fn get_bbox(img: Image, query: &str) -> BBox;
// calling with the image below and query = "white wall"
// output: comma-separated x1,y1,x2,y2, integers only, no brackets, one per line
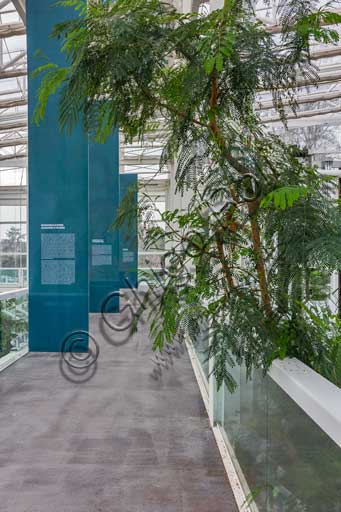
210,0,223,10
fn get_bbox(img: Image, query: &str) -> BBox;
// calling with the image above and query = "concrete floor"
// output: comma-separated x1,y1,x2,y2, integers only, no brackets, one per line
0,313,238,512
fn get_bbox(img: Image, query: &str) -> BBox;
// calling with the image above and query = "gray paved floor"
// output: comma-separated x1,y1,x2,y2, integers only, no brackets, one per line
0,313,238,512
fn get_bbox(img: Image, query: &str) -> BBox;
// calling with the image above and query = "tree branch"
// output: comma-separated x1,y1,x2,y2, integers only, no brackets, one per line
208,70,273,316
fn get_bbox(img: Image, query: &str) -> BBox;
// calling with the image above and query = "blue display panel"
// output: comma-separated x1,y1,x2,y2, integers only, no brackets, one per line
89,134,120,313
119,174,138,289
27,0,89,351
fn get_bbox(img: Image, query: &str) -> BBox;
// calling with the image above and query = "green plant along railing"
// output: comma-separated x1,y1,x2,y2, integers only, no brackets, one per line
34,0,341,390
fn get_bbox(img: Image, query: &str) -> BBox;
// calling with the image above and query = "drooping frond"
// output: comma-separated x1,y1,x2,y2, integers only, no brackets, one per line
33,0,341,390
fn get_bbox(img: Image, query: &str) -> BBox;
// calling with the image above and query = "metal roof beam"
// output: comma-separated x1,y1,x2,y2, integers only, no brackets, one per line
121,157,161,166
0,88,24,96
257,90,341,110
310,47,341,61
0,137,27,148
0,152,27,161
0,68,26,79
0,0,12,10
259,71,341,92
0,22,25,38
11,0,26,24
0,185,27,205
1,51,26,71
0,98,27,109
262,104,341,124
0,120,27,131
0,156,27,167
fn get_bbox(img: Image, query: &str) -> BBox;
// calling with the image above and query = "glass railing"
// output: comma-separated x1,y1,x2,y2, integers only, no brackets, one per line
214,365,341,512
0,288,28,358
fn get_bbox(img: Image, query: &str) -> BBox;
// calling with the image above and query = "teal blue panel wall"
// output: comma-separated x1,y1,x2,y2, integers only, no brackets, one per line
119,174,138,289
89,134,120,313
27,0,89,351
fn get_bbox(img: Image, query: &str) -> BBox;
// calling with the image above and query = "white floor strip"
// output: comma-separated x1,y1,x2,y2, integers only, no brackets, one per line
186,340,254,512
186,340,209,409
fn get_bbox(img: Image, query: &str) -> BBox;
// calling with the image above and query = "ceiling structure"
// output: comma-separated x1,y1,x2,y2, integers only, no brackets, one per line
254,0,341,128
0,0,26,196
0,0,341,180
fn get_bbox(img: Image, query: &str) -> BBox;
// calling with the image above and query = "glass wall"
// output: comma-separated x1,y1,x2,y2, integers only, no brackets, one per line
214,367,341,512
0,170,28,289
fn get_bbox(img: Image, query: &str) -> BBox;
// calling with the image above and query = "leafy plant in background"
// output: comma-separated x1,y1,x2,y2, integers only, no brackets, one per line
34,0,341,390
0,298,27,356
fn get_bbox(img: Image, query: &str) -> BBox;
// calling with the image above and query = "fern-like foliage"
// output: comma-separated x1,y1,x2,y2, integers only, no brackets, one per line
33,0,341,391
261,186,310,210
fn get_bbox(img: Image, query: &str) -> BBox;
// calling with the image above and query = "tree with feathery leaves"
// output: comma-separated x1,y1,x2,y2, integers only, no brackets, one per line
34,0,341,390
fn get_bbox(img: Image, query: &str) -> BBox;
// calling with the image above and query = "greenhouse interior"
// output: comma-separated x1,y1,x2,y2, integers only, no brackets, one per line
0,0,340,510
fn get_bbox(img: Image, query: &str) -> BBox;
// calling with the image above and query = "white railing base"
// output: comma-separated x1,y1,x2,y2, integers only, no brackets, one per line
269,357,341,448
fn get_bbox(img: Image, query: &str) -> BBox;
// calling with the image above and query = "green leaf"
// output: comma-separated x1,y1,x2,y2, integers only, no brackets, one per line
295,10,341,45
261,186,310,210
215,53,224,72
33,66,69,125
220,32,236,58
204,57,216,75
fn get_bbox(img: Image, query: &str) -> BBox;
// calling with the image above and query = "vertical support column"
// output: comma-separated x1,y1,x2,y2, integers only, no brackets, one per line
119,174,138,290
27,0,89,351
89,133,120,313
